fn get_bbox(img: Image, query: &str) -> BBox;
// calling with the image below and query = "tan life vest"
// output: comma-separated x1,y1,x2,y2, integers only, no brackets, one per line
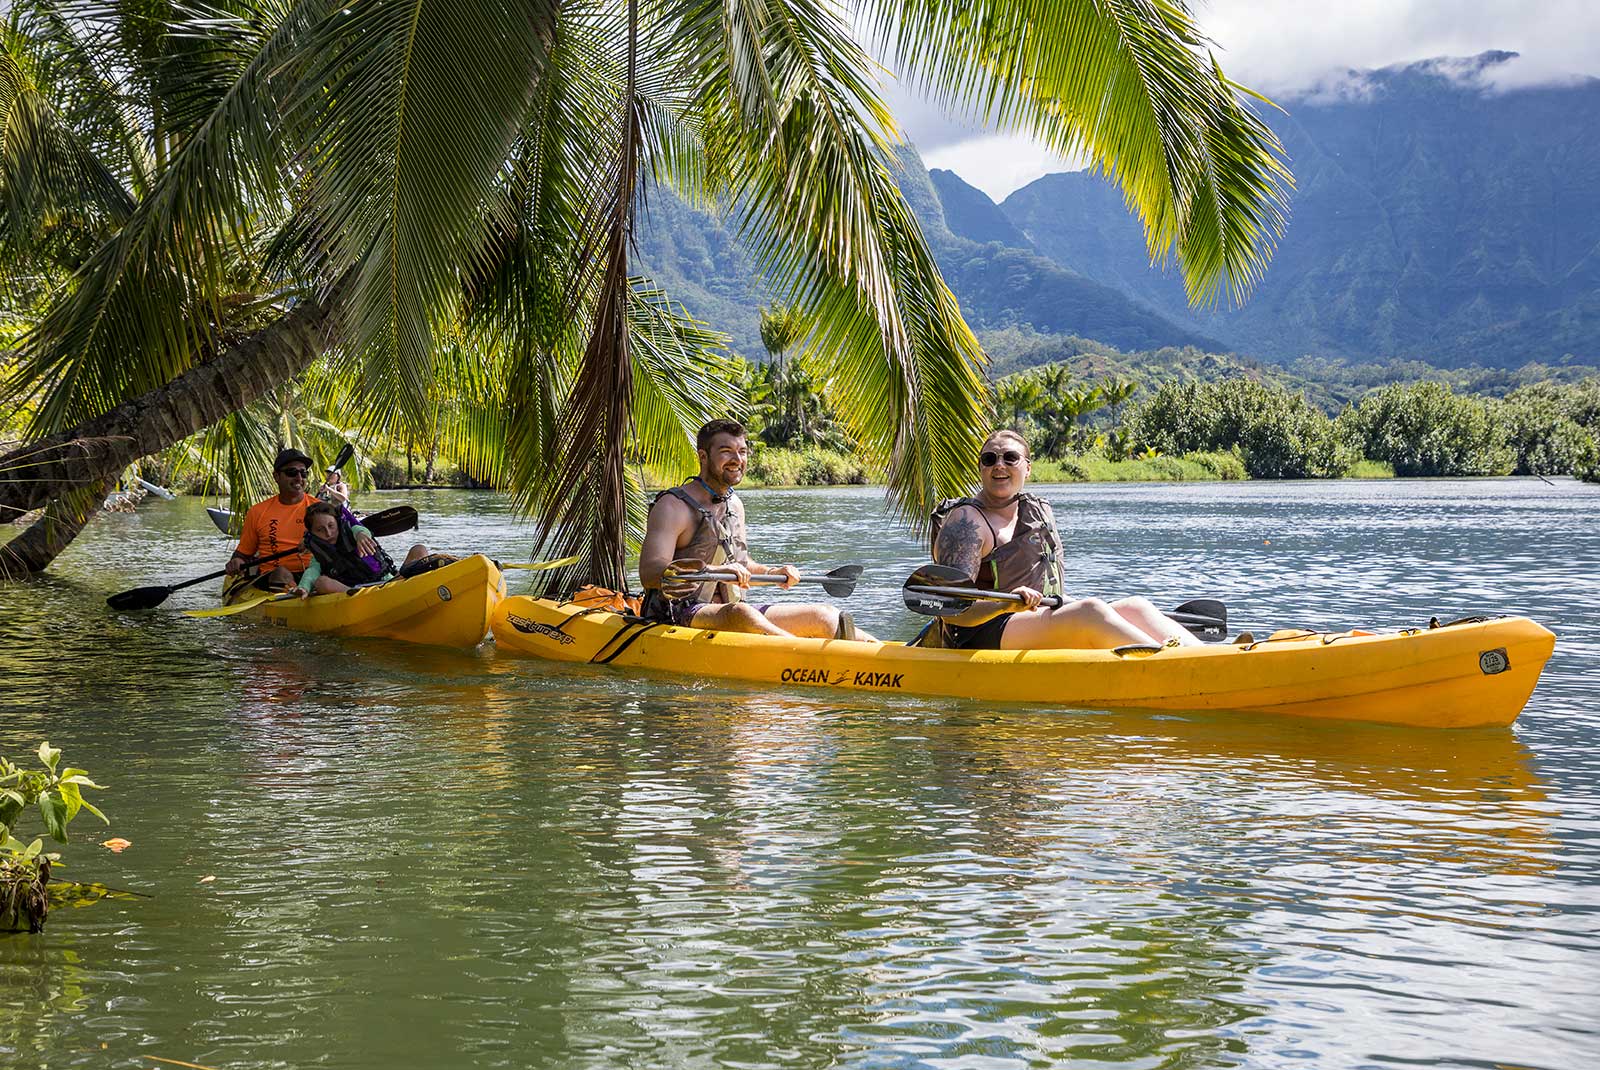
656,484,751,603
916,493,1064,648
929,493,1064,596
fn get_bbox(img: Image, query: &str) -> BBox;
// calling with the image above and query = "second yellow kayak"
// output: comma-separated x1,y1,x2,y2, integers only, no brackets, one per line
221,555,505,648
490,596,1554,728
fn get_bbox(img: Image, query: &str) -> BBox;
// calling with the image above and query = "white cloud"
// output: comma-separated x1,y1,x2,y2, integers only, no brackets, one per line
919,135,1086,203
888,0,1600,200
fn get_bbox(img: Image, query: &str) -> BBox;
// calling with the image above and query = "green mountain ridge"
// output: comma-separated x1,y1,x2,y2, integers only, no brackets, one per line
632,151,1216,359
634,51,1600,376
993,51,1600,367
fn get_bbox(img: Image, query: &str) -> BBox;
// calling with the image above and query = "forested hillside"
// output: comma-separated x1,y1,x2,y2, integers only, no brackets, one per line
997,52,1600,366
634,51,1600,372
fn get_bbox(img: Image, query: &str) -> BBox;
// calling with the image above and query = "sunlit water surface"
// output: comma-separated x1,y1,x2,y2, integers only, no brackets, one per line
2,480,1598,1069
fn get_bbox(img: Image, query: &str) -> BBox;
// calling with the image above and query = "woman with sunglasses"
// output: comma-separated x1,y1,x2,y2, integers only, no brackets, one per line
928,430,1201,650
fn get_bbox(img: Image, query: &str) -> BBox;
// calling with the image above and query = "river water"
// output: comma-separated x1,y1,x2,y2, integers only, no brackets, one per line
2,479,1597,1070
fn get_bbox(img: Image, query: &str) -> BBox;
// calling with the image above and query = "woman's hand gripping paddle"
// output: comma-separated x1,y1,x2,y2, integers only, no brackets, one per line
666,564,864,598
902,564,1228,641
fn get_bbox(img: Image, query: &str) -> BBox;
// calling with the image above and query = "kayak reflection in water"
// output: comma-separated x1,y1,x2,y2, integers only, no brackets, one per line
927,429,1201,651
638,419,875,641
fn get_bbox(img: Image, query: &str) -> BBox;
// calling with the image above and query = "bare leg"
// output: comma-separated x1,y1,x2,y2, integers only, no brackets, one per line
1110,596,1202,646
762,603,878,642
690,602,791,636
999,597,1155,650
312,575,350,594
403,543,430,567
263,565,298,591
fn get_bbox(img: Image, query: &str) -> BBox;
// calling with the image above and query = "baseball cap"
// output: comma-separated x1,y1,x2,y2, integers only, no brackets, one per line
273,447,314,471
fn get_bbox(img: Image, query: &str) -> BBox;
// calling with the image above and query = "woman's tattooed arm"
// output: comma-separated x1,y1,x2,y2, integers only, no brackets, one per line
933,508,987,583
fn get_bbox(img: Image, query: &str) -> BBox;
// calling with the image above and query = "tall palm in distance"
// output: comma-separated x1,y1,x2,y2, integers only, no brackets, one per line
1,0,1290,588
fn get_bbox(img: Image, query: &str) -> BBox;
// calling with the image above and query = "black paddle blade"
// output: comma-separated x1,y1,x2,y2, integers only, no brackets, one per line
815,564,864,598
1171,598,1227,642
902,564,976,617
107,585,172,611
330,441,355,471
1173,598,1226,626
359,506,418,537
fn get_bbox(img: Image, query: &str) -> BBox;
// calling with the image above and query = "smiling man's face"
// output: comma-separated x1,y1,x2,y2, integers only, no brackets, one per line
699,433,749,488
275,463,310,499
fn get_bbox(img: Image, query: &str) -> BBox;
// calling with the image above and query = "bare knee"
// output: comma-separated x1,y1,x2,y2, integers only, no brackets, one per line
1062,596,1118,622
1113,595,1158,616
312,575,349,594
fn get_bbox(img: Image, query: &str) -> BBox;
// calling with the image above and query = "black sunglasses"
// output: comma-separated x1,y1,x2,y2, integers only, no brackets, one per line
979,449,1025,467
278,467,310,478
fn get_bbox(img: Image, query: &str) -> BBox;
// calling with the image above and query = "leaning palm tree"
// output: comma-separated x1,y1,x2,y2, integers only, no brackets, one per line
1,0,1289,588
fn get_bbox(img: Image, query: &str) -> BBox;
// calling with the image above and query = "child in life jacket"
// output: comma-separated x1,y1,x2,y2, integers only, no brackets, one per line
295,502,433,597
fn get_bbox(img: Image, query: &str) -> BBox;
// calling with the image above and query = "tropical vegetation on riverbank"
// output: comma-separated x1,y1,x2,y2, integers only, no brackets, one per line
0,0,1290,581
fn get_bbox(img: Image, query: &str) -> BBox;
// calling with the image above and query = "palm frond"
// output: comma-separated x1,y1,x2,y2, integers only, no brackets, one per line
4,0,318,436
281,0,558,436
0,16,135,278
669,0,988,527
863,0,1291,306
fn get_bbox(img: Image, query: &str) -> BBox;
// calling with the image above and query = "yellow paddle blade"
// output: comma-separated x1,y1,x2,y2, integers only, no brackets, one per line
183,592,295,618
499,555,582,571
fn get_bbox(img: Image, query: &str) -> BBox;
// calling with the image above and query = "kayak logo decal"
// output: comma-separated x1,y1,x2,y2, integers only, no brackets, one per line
437,585,453,602
507,613,575,645
781,667,850,685
779,666,904,689
1479,648,1510,675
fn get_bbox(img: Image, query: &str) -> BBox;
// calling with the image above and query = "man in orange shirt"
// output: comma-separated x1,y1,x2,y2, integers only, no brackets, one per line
224,447,377,598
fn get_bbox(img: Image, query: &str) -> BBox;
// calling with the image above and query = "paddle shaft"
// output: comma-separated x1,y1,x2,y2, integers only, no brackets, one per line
185,546,303,592
905,583,1222,629
674,571,830,589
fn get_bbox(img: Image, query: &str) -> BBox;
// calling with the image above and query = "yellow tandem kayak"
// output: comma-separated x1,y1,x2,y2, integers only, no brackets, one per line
489,595,1555,728
217,555,506,648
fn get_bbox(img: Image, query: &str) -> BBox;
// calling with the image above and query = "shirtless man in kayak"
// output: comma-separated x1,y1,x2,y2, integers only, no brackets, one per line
223,447,378,598
930,429,1199,649
639,419,871,639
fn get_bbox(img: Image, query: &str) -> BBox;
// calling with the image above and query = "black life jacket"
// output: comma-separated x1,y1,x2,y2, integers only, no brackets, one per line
305,518,396,588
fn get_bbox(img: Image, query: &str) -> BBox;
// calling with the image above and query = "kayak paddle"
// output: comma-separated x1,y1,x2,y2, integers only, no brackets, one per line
901,564,1228,641
666,564,863,598
497,555,583,571
351,505,418,537
185,591,299,618
107,546,304,610
107,505,418,611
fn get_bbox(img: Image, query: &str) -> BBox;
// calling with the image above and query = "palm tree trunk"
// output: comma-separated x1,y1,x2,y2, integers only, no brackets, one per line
0,474,117,580
0,288,337,573
424,434,439,484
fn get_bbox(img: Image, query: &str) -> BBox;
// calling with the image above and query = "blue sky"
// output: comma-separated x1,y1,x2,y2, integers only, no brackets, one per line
885,0,1600,200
